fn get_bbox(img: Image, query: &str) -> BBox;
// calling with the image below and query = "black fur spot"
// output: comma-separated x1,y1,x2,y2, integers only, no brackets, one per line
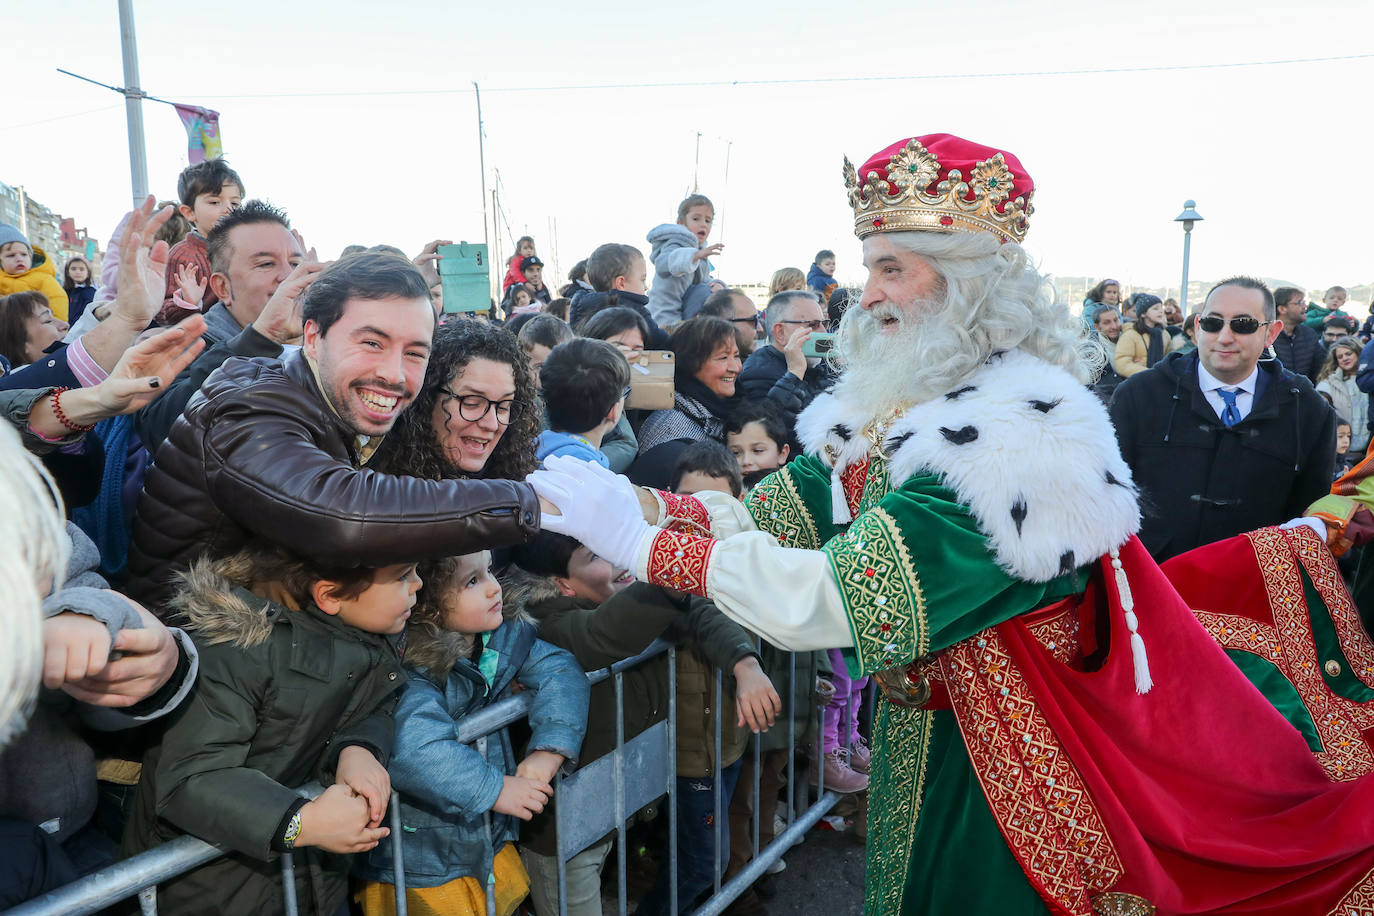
945,385,977,400
1029,398,1062,413
883,432,914,456
987,350,1008,362
1059,551,1076,576
1105,470,1130,489
939,425,979,445
1010,500,1028,536
831,424,852,442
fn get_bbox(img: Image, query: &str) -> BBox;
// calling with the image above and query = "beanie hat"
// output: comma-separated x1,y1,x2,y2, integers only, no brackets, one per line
0,223,29,251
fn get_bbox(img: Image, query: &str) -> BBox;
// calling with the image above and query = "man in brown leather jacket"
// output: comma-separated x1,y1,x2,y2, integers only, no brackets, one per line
127,251,541,614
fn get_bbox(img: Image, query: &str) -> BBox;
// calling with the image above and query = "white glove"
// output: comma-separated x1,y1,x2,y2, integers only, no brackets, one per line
1279,516,1328,542
529,455,656,571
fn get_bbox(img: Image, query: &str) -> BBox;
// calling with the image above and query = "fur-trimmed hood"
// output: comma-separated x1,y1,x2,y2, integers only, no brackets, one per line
404,576,534,681
166,553,278,648
797,348,1141,583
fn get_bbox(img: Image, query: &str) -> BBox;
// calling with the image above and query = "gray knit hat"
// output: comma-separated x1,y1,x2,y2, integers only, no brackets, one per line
0,223,29,251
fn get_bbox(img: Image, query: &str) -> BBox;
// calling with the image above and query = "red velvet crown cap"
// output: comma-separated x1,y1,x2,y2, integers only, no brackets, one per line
859,134,1033,206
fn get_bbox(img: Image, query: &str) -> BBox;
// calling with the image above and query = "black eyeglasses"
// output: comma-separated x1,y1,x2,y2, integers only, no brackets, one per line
778,319,828,331
1196,314,1272,335
730,314,761,327
440,388,520,425
621,385,632,401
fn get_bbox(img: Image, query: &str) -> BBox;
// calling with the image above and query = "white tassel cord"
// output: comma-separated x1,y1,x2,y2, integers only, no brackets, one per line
831,461,853,525
1109,547,1153,694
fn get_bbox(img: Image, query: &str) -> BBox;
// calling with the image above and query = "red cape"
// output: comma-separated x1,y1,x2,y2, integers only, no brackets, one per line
977,535,1374,914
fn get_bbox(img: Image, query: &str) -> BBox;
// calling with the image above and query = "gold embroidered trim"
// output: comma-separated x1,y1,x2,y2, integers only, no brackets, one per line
1287,527,1374,689
746,464,821,551
1092,892,1156,915
943,627,1124,911
864,701,935,916
1192,529,1374,781
1327,863,1374,915
1027,605,1080,666
824,506,929,676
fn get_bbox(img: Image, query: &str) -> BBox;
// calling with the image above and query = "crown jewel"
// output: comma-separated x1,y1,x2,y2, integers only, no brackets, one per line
844,135,1034,244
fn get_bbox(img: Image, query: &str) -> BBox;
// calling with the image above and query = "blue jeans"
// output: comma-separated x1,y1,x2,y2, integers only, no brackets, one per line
635,757,744,916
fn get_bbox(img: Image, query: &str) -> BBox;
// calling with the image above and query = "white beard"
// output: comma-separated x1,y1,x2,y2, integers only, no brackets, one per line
829,298,982,422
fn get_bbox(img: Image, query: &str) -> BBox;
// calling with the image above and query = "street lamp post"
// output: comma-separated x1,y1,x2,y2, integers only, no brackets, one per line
1174,200,1203,314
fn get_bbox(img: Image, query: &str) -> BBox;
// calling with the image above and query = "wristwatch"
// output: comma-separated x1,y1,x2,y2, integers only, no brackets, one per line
281,809,303,849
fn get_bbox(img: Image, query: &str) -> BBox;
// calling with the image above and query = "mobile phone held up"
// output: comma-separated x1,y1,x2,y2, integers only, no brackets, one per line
802,332,837,359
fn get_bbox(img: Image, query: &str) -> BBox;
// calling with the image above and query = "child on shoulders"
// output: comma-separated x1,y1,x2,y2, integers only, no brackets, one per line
503,237,536,294
646,195,723,327
159,159,244,324
355,550,588,916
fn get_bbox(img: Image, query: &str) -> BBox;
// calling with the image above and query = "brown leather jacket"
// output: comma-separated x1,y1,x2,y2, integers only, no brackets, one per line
127,349,540,612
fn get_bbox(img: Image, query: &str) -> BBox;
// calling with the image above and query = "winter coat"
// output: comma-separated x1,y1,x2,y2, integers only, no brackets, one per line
601,412,638,473
1109,350,1336,561
1317,369,1371,450
806,264,837,300
567,289,670,349
1305,304,1352,331
1092,335,1125,403
0,524,196,845
1113,325,1180,377
637,390,727,454
133,315,281,453
535,430,610,468
646,224,710,327
126,348,540,613
65,284,97,325
158,232,215,324
738,343,836,421
123,554,405,916
355,613,587,889
0,245,70,321
1271,323,1324,383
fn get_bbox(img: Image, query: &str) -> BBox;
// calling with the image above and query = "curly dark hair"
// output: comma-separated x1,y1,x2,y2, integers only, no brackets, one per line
370,320,539,481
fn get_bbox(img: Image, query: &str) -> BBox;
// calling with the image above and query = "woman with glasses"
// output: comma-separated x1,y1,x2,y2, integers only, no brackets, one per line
373,320,539,482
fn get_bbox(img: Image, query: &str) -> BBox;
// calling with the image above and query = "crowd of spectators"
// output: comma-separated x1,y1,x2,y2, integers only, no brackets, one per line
1,153,1367,916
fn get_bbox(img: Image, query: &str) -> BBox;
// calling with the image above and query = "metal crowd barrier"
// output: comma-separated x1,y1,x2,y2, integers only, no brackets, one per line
7,637,869,916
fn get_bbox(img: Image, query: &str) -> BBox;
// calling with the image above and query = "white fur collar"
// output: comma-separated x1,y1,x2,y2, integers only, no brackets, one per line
796,349,1140,582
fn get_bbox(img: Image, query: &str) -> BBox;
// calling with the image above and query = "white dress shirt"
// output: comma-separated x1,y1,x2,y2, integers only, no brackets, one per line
1197,362,1259,424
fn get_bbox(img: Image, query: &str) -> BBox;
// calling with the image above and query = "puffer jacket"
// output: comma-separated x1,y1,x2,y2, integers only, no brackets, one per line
646,224,710,327
122,553,405,916
1109,350,1336,561
355,609,588,889
0,244,70,321
126,348,540,613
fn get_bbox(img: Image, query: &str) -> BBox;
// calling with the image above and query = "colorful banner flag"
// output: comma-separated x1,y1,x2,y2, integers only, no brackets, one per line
173,104,223,163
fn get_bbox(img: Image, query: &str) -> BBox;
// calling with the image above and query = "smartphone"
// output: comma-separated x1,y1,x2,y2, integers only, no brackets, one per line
802,332,837,358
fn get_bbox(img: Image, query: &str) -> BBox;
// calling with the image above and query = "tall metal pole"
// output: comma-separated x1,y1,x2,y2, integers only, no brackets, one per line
1179,227,1193,315
474,82,492,301
692,131,701,193
118,0,149,207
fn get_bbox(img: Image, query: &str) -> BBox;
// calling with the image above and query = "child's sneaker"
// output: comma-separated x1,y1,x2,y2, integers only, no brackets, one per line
811,748,869,793
848,737,871,774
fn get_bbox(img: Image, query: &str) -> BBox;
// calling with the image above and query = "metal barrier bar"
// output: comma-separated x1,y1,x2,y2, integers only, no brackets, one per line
712,666,724,898
390,793,408,916
687,790,843,916
614,670,628,916
668,645,678,916
280,851,298,916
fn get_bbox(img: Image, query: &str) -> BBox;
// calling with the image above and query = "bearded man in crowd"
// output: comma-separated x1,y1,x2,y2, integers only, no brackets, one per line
532,134,1374,915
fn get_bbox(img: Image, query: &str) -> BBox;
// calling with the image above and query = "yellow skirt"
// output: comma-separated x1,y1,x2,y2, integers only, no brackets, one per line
356,842,530,916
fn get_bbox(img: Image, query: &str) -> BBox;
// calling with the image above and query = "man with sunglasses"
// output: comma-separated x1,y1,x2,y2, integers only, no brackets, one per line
696,286,761,357
1110,275,1336,561
739,289,837,422
126,251,541,614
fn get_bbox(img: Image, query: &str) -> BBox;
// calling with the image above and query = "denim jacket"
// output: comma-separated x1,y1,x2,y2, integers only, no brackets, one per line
356,617,589,888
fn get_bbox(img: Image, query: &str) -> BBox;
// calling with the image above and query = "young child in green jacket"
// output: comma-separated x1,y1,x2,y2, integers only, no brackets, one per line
122,546,416,916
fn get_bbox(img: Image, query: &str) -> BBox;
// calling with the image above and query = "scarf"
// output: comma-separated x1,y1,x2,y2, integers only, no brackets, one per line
674,374,739,440
1144,324,1165,368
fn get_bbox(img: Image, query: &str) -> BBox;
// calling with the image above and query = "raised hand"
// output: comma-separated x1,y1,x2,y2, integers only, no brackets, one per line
112,196,176,327
175,263,206,308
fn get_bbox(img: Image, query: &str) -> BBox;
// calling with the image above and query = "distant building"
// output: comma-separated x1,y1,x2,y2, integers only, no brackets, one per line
0,178,102,273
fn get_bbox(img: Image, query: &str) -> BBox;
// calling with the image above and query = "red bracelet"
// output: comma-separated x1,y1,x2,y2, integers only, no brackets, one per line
51,387,96,433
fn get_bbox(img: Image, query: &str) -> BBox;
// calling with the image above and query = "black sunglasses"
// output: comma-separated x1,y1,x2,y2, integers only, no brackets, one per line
1196,314,1272,335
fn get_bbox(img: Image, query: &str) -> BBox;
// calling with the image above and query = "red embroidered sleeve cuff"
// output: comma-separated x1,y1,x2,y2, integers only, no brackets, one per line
654,490,713,535
641,528,717,598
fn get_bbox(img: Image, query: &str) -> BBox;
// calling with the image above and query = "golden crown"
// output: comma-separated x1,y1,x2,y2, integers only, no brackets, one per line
843,138,1033,244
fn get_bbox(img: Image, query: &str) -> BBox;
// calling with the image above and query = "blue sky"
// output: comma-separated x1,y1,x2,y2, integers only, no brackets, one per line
5,0,1372,301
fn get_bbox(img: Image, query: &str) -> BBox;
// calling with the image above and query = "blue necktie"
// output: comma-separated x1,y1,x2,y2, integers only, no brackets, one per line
1218,388,1241,427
